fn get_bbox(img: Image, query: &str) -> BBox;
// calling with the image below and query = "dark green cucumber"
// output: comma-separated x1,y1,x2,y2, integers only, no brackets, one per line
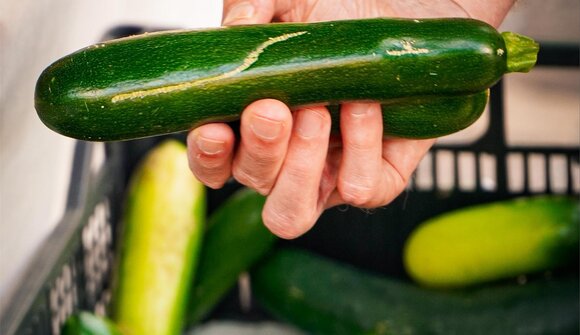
404,196,580,288
61,312,122,335
253,248,580,335
187,188,276,325
111,140,205,335
34,18,538,141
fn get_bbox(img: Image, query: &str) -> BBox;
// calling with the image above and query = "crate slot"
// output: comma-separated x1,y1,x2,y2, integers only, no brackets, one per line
458,151,477,191
527,153,547,193
82,199,113,309
571,159,580,193
507,152,525,193
548,154,568,194
94,290,112,318
238,272,253,313
414,152,434,191
478,153,497,192
49,263,78,335
435,150,455,191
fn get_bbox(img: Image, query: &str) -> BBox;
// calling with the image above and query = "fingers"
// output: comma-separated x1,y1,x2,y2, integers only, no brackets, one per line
337,102,387,208
335,103,435,209
222,0,276,25
262,106,331,239
381,137,435,195
187,124,235,189
232,99,293,195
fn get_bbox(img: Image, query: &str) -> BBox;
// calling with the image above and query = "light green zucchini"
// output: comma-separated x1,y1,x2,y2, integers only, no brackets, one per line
111,140,205,335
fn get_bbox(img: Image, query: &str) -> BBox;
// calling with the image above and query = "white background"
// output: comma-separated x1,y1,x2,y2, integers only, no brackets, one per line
0,0,223,313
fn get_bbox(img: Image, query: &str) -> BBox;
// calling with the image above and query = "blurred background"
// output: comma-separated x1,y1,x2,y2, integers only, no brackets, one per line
0,0,578,316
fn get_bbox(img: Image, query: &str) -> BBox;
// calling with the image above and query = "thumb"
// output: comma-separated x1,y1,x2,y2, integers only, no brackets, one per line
222,0,276,25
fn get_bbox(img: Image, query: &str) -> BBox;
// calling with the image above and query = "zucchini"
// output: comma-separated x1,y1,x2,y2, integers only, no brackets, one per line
111,140,205,335
187,188,276,325
253,248,580,335
330,90,489,139
61,312,122,335
404,196,579,288
34,18,538,141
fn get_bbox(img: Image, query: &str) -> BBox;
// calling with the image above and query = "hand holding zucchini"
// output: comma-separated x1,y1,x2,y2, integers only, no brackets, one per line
34,18,538,141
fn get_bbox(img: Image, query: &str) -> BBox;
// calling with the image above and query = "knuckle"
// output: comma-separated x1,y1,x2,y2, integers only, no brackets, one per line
232,167,273,195
339,179,377,208
343,134,376,152
384,172,408,200
197,157,225,170
190,161,230,190
283,160,312,182
262,203,315,240
203,179,226,190
193,172,227,189
247,146,281,165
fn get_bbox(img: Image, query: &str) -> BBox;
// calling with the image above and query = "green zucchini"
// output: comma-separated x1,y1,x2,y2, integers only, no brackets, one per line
253,248,580,335
61,312,122,335
34,18,538,141
111,140,205,335
330,90,489,139
187,188,276,325
404,196,579,288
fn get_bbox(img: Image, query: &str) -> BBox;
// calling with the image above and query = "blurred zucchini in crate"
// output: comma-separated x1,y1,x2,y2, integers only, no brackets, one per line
61,312,122,335
253,248,579,335
404,196,579,288
111,140,205,335
187,188,277,325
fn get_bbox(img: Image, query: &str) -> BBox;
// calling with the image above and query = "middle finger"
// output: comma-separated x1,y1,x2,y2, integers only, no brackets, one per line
232,99,293,195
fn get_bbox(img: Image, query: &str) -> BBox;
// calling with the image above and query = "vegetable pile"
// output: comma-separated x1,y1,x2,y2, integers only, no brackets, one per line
63,140,578,335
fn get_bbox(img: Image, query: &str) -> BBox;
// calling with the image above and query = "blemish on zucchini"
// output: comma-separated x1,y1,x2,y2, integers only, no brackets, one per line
386,40,429,56
111,31,308,103
289,286,305,299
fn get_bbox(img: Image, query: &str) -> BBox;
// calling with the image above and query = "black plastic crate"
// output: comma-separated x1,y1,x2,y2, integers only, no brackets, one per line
1,26,578,335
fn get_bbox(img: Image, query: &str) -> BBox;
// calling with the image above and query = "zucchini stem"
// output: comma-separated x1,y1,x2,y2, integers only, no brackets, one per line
502,32,540,73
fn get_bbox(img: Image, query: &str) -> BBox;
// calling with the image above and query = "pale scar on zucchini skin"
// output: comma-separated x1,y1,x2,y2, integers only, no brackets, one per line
386,40,429,56
111,31,308,103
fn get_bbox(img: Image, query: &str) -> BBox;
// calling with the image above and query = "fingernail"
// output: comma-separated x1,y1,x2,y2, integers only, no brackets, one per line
196,134,225,155
250,115,284,140
297,109,325,139
223,1,255,25
348,103,372,116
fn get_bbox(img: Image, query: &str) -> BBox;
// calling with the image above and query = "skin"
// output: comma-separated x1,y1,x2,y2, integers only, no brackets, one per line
187,0,516,239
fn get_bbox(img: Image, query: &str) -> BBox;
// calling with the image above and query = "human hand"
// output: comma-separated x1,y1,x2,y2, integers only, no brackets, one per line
187,0,515,239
